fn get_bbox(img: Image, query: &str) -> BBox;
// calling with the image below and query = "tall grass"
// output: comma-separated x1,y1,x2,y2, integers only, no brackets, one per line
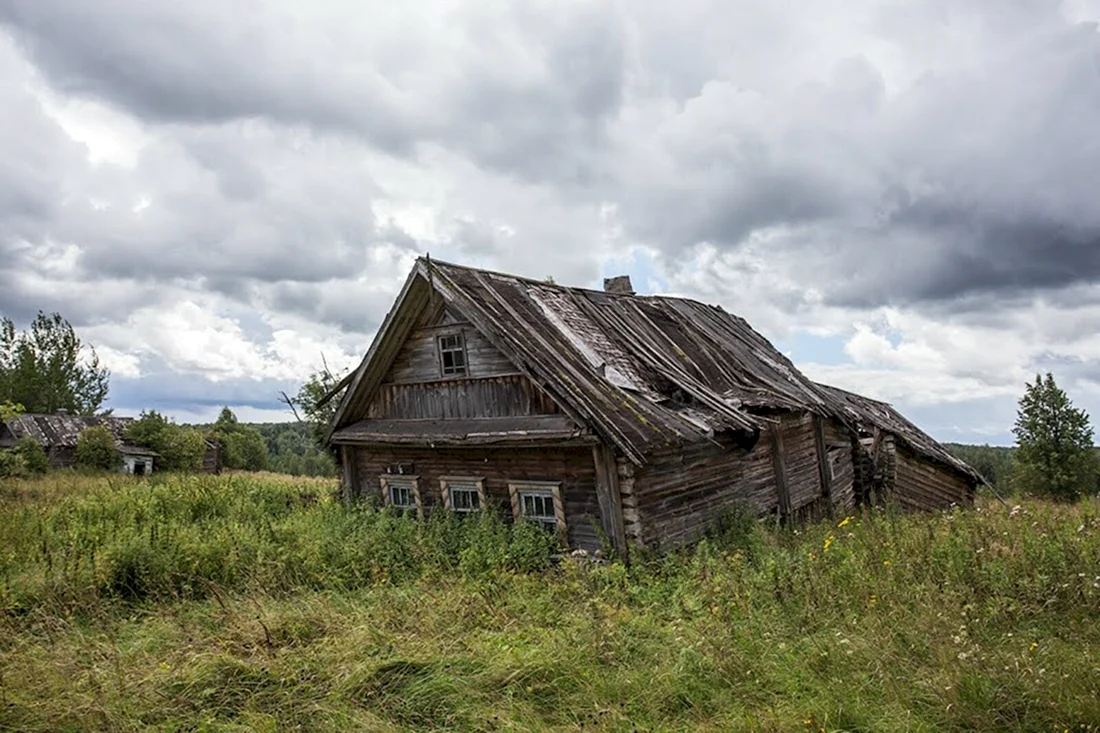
0,472,557,611
2,473,1099,731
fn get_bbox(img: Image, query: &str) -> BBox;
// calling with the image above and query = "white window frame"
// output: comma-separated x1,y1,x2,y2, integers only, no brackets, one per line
439,476,487,514
507,480,566,536
379,475,423,519
436,332,468,377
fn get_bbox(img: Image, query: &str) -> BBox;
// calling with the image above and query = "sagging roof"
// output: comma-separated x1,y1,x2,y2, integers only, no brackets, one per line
331,257,855,464
1,413,134,448
815,383,985,485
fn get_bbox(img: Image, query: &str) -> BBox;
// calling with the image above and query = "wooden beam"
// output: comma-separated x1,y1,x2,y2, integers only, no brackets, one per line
812,415,833,517
769,422,791,519
340,445,357,507
592,444,628,558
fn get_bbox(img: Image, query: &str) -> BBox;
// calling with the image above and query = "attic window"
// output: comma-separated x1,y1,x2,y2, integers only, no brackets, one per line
437,332,467,377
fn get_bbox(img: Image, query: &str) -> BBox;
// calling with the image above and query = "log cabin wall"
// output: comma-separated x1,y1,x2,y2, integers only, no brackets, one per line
625,435,779,550
349,445,603,551
890,442,974,511
625,410,852,550
780,412,827,514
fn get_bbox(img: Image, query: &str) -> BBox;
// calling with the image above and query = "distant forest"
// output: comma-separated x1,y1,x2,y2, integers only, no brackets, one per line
943,443,1015,492
238,419,1013,489
253,422,338,477
182,418,338,478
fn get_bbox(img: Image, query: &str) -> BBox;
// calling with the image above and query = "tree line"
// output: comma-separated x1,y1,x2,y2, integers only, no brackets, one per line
4,311,1099,498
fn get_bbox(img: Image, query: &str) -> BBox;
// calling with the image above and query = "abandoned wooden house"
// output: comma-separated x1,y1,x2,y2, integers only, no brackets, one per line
816,384,984,511
326,257,981,554
0,412,158,475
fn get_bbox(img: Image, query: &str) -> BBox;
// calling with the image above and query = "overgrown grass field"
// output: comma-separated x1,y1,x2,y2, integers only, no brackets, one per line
1,472,1098,731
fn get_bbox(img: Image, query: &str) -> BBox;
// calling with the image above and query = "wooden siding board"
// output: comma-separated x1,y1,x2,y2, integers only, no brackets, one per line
350,445,603,551
592,445,627,556
386,324,518,384
892,444,972,510
367,375,560,421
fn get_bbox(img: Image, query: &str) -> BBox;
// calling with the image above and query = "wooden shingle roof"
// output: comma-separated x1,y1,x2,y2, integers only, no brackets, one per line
331,258,856,464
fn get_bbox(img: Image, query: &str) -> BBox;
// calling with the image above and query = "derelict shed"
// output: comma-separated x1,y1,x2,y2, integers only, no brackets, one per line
817,383,985,510
325,257,965,554
0,412,157,474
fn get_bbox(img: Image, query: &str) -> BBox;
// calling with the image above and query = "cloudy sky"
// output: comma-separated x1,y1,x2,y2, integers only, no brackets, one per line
3,0,1100,443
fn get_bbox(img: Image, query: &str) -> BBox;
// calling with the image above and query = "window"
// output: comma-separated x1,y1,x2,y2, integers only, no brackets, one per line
508,481,565,535
520,492,556,531
390,483,414,508
440,477,486,514
379,475,422,518
437,333,467,377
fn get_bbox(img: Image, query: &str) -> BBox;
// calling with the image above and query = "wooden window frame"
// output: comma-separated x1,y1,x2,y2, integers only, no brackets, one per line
379,474,423,519
436,331,468,378
507,480,566,536
439,476,487,514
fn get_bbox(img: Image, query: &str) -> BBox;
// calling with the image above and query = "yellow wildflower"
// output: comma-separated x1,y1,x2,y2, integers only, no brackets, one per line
837,516,853,528
823,534,835,551
882,559,892,567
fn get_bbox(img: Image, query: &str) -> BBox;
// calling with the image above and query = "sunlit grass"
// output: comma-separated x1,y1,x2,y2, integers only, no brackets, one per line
1,473,1098,731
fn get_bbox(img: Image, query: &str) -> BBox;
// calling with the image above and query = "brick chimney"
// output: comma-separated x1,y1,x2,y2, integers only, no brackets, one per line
603,275,635,296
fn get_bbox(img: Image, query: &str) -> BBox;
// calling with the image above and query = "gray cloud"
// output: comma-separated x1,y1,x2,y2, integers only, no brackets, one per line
3,0,1100,431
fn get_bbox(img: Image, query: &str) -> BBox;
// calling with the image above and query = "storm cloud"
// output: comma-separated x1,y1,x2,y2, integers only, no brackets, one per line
2,0,1100,435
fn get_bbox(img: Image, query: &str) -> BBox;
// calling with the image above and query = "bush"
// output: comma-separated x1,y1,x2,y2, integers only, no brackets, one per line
74,425,121,471
13,436,49,475
125,411,208,472
158,425,207,471
0,449,27,478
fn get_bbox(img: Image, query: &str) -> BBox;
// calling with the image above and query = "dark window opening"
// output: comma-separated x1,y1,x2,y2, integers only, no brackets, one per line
389,484,415,509
520,491,557,532
438,333,467,376
450,486,480,512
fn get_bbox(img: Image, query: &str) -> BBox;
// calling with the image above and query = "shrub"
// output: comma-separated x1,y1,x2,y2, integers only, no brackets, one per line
125,411,208,472
13,436,49,475
74,425,122,471
0,449,27,478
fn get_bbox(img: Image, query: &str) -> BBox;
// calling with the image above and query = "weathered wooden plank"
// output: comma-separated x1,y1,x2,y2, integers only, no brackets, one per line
367,375,560,420
386,324,519,384
813,415,833,515
770,424,791,518
592,445,627,556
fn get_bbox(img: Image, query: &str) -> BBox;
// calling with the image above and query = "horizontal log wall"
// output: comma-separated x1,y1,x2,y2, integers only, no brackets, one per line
350,445,603,551
782,413,826,512
891,442,973,511
628,435,779,550
387,323,517,384
367,375,560,420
